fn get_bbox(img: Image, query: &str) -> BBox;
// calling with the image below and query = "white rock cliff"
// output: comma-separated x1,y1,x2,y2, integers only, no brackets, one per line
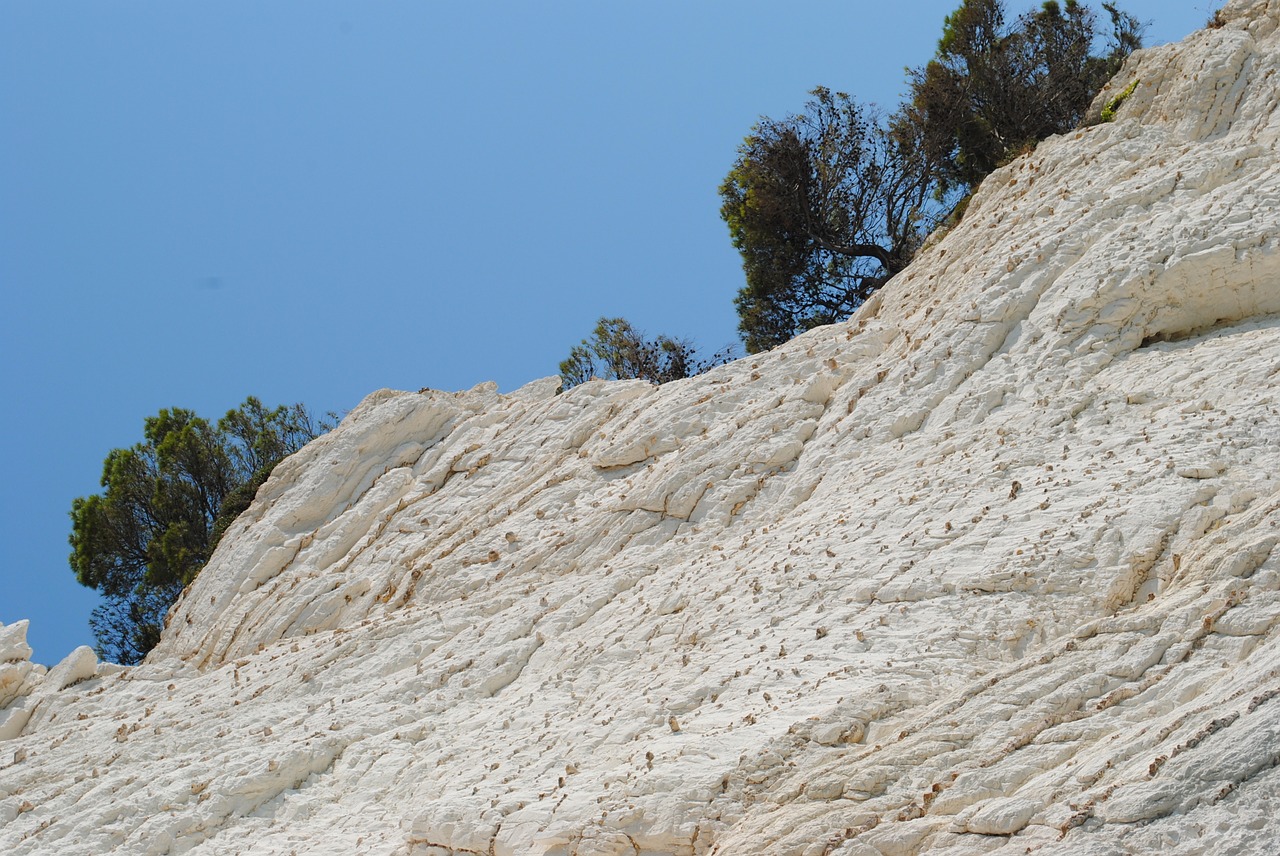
4,2,1280,853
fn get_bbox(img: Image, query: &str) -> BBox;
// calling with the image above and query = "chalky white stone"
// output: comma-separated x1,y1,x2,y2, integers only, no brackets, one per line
4,1,1280,852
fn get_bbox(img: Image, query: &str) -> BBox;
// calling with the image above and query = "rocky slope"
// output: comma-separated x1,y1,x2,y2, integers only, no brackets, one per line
3,2,1280,853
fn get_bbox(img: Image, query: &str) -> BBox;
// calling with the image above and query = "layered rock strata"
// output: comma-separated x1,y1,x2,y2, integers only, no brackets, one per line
3,2,1280,853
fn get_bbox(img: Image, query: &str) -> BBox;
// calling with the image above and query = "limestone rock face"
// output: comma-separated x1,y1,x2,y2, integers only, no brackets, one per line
4,2,1280,853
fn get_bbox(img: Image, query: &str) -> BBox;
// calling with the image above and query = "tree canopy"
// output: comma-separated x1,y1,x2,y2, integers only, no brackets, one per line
721,0,1143,353
720,89,948,353
69,398,333,664
560,317,735,390
912,0,1143,189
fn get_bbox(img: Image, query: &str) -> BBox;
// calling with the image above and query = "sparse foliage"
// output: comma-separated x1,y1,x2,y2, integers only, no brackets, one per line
69,398,334,663
560,317,735,390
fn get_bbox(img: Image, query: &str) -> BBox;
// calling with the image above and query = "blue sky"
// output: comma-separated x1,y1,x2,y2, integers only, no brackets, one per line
0,2,1211,664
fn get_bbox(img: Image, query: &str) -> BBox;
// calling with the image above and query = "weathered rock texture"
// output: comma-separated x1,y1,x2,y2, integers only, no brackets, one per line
3,2,1280,853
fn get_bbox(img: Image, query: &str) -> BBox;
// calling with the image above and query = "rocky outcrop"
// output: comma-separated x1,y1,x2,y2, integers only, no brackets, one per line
3,1,1279,853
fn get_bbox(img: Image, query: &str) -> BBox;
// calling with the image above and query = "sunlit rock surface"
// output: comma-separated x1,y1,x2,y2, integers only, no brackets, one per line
4,2,1280,853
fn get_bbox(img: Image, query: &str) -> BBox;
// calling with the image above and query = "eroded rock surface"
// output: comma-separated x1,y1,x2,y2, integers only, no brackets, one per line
3,2,1280,853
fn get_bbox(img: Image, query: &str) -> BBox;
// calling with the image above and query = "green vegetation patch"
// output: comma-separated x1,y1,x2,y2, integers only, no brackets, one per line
1101,78,1140,122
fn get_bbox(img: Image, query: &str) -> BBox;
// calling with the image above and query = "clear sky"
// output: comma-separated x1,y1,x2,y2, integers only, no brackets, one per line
0,1,1212,665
